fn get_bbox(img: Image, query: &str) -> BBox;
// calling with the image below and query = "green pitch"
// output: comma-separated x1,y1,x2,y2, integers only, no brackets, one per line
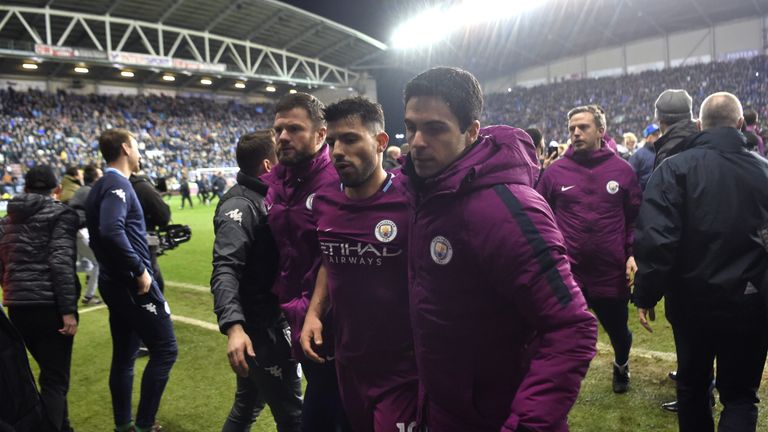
7,195,768,431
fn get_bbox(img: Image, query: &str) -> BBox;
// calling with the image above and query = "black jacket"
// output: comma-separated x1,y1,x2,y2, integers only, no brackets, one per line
130,174,171,231
635,127,768,323
0,194,79,314
653,119,700,169
210,171,281,333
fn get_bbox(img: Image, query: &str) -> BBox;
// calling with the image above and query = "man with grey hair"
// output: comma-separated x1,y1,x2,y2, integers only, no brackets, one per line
634,92,768,432
653,89,699,169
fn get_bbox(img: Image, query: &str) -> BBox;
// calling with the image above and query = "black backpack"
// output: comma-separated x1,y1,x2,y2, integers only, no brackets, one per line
0,308,43,431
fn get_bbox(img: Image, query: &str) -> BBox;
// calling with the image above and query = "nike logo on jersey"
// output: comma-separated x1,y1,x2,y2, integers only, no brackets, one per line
561,185,576,192
225,209,243,225
111,189,126,202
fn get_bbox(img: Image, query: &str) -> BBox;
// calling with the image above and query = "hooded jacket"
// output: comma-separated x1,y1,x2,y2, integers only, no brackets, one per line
537,143,642,300
262,144,338,359
401,125,597,432
653,119,699,169
0,193,79,314
635,127,768,324
58,174,81,204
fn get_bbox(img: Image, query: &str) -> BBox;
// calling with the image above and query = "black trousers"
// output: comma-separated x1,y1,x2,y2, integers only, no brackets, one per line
674,297,768,432
180,194,193,209
7,306,75,432
149,245,164,293
222,322,302,432
587,297,633,365
301,359,352,432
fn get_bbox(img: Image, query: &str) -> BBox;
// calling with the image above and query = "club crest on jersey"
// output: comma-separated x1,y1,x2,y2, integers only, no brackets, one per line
305,193,316,210
430,236,453,265
606,180,620,195
374,220,397,243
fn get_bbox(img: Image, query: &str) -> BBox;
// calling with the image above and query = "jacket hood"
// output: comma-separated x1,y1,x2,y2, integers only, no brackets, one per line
563,139,616,167
687,127,748,152
401,125,538,200
7,193,53,222
236,171,269,196
262,143,332,186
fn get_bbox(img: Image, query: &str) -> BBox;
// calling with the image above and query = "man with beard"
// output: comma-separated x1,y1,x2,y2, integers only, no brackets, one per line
262,93,349,431
86,129,177,432
537,105,642,394
301,97,417,432
400,67,596,432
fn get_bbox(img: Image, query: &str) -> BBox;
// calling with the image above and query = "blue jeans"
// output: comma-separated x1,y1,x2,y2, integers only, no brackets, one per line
99,276,178,429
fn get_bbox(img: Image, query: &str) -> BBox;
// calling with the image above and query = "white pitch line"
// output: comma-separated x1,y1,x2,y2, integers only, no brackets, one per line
165,280,678,361
80,305,108,314
172,314,219,332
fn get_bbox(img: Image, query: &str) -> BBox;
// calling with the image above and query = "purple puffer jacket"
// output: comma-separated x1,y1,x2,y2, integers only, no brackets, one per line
536,143,642,300
262,144,338,359
400,125,597,432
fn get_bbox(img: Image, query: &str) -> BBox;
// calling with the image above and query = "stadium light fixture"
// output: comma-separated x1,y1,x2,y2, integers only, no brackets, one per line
289,89,298,94
162,75,176,82
120,71,135,78
392,0,547,49
265,85,277,93
22,63,38,70
200,78,213,85
74,66,89,74
234,82,246,89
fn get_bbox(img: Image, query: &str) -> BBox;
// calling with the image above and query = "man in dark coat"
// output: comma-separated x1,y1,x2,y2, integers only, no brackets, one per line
635,92,768,432
653,89,700,169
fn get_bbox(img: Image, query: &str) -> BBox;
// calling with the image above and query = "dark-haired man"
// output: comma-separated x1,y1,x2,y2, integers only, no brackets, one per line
212,129,303,432
0,165,79,432
69,164,103,304
301,97,417,432
86,129,177,432
401,67,597,431
262,93,349,431
537,105,642,394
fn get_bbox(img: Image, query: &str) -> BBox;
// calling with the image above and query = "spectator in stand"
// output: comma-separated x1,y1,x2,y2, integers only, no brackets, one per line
744,109,764,155
383,146,401,171
618,132,637,160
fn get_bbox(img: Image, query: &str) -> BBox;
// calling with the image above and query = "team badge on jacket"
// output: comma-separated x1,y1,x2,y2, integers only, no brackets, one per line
430,236,453,265
305,193,316,210
606,180,620,195
375,220,397,243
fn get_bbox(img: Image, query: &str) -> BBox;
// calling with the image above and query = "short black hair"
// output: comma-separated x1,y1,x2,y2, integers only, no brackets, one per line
275,92,325,128
83,164,100,185
323,97,385,134
524,128,543,147
744,109,758,126
25,165,58,194
65,165,79,177
404,67,483,132
98,128,133,163
236,129,277,175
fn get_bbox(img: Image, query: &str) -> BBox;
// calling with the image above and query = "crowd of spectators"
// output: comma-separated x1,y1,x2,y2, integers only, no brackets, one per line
1,55,767,194
483,55,768,144
0,89,273,189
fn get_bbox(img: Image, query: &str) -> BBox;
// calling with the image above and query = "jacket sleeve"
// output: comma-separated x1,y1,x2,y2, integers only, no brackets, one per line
533,167,554,207
633,162,684,309
99,184,146,278
483,185,597,432
211,197,256,334
48,207,79,315
137,180,171,229
67,188,88,228
623,166,643,257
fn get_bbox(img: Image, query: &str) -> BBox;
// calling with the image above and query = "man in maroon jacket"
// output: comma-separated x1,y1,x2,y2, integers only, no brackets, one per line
537,105,642,394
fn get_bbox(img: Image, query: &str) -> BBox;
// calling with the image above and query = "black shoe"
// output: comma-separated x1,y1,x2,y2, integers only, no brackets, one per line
669,371,677,381
661,400,678,412
613,362,630,393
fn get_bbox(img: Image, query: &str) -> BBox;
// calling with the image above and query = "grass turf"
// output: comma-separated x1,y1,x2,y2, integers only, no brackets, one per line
6,195,768,431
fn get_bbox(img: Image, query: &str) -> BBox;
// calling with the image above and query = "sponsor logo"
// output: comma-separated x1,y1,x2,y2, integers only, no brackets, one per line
142,303,157,315
305,193,316,210
430,236,453,265
320,241,402,266
606,180,620,194
111,189,126,202
561,185,576,192
375,220,398,243
225,208,243,225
